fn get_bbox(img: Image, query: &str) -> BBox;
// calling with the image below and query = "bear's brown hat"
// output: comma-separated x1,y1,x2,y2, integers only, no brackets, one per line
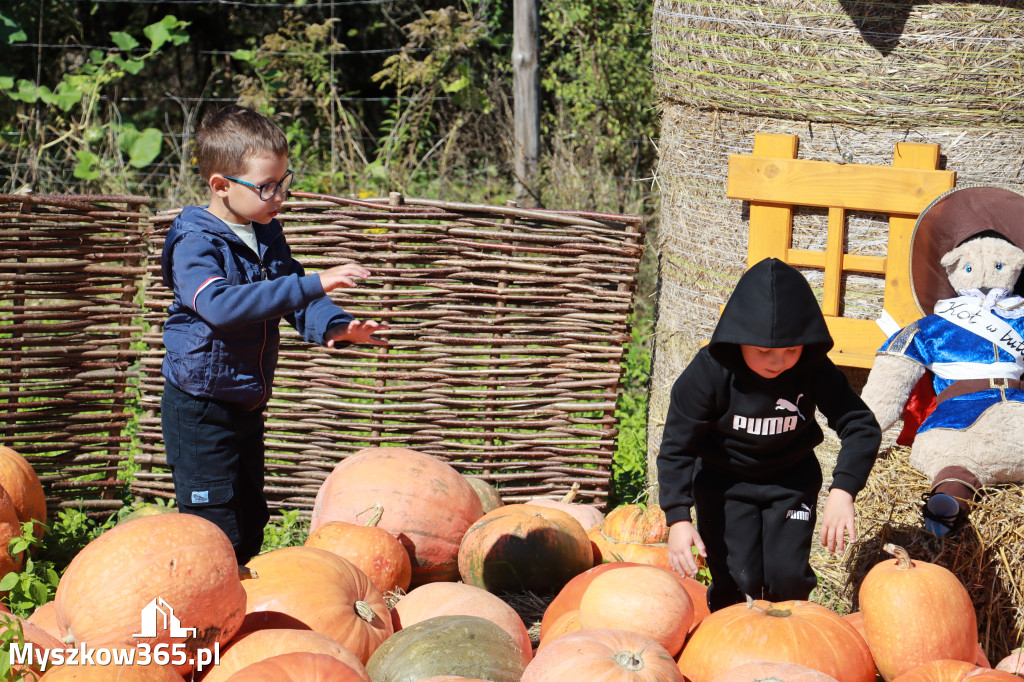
910,185,1024,315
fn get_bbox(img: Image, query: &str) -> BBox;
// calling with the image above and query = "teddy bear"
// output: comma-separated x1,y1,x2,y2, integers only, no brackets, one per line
860,185,1024,536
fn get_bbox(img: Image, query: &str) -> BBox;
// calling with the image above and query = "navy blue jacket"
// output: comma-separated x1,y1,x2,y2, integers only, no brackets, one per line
160,206,353,409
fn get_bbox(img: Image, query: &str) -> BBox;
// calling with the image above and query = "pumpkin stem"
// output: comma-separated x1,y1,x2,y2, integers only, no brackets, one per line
362,503,384,528
354,600,377,623
238,565,259,580
612,651,645,672
560,482,580,504
882,542,914,569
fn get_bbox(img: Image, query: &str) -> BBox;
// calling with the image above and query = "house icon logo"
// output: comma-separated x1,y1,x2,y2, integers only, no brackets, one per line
133,597,197,638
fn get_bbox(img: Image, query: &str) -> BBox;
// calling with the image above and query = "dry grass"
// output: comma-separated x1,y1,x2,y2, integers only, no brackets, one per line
652,0,1024,126
812,444,1024,662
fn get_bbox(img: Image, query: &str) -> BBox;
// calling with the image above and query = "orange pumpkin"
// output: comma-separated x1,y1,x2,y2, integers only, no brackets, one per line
242,546,392,664
202,629,370,682
521,628,683,681
0,484,25,577
391,582,532,665
305,503,412,595
995,649,1023,676
859,544,977,682
540,561,708,640
677,600,875,682
39,663,185,680
0,445,46,538
311,448,484,585
577,565,693,656
587,504,671,568
710,662,840,682
457,503,593,593
223,651,368,681
527,483,605,531
53,513,246,676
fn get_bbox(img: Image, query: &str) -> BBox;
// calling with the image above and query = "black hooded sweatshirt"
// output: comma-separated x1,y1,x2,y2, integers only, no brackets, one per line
657,258,881,526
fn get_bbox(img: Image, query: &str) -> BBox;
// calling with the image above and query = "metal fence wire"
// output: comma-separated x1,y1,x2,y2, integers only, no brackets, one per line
0,191,645,516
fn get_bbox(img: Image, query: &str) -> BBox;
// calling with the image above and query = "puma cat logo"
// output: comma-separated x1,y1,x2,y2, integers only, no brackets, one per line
775,394,805,420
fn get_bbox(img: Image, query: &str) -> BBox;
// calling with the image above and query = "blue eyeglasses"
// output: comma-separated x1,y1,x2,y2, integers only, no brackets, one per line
223,169,294,201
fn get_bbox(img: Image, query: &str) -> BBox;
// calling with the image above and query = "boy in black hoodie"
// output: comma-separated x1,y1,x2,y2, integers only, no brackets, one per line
658,258,880,611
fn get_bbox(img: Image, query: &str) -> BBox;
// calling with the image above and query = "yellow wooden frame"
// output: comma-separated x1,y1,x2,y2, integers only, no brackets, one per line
726,133,957,368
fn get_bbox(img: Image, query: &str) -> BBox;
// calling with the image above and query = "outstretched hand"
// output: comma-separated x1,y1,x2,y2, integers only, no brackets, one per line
325,319,389,347
319,263,371,293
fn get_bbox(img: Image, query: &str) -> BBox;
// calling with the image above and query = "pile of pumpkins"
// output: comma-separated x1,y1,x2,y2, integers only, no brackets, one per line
2,445,1023,681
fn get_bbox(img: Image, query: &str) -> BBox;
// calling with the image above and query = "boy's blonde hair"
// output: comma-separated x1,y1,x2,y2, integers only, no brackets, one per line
195,105,288,181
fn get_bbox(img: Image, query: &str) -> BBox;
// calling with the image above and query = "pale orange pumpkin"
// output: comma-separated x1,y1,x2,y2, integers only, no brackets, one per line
859,544,977,682
202,628,371,682
457,503,593,594
677,600,875,682
522,628,684,681
391,581,532,665
27,601,61,641
710,661,840,682
242,546,392,664
39,663,186,680
1,612,63,679
540,561,708,640
527,483,605,531
417,678,491,682
53,513,246,676
311,447,484,585
537,609,580,650
0,445,47,538
995,648,1023,676
223,651,369,682
305,503,412,595
889,660,980,682
577,565,693,656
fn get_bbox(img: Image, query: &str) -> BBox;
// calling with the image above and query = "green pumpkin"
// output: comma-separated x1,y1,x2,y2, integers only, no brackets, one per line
464,476,504,513
366,614,525,682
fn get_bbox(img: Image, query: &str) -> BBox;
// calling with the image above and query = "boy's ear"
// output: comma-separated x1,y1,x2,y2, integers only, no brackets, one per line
208,173,231,197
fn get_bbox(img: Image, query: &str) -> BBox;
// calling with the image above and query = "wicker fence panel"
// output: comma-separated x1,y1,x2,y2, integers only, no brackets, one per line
0,194,149,514
134,192,644,514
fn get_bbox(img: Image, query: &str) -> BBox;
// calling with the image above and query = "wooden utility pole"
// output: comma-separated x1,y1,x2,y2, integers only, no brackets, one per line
513,0,540,206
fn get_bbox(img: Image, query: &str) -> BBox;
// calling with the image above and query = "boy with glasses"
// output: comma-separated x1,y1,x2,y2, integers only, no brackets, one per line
160,105,387,563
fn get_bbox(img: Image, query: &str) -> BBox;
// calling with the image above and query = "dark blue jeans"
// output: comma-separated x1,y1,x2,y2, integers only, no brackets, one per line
161,380,269,564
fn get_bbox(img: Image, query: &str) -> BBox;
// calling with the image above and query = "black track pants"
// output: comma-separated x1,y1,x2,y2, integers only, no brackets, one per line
161,380,270,564
694,456,822,612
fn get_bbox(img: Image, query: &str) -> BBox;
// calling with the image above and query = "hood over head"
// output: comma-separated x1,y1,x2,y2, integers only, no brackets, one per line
708,258,833,373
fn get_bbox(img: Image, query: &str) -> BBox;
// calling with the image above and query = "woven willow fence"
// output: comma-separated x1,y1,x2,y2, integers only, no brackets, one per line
134,192,644,513
0,194,149,512
0,192,643,516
